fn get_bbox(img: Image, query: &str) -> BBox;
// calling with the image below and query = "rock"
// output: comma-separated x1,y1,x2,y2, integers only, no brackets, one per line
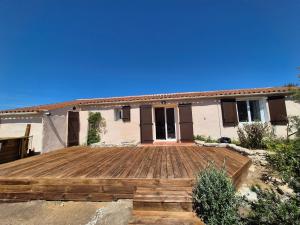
248,164,256,173
252,149,267,156
203,143,218,147
195,140,205,146
217,143,228,148
261,173,272,183
259,160,268,166
238,187,258,202
272,177,283,185
90,141,138,148
277,184,295,196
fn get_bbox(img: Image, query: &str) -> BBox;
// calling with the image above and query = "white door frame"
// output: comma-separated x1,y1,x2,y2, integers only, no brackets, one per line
153,106,177,141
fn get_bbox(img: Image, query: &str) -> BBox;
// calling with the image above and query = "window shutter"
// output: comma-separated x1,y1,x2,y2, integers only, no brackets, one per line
178,103,194,142
140,105,153,143
267,96,287,125
221,99,238,126
122,106,131,122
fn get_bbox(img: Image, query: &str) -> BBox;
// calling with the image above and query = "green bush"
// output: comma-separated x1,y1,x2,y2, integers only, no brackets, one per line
87,112,106,145
192,163,243,225
194,135,217,143
244,186,300,225
267,139,300,186
237,122,272,149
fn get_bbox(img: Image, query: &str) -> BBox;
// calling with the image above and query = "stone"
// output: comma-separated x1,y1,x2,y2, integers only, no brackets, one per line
195,140,205,146
252,149,267,156
277,184,295,196
217,143,228,148
259,160,268,166
238,187,258,202
203,143,218,147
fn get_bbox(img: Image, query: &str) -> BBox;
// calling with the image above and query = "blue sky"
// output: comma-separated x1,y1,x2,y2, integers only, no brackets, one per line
0,0,299,109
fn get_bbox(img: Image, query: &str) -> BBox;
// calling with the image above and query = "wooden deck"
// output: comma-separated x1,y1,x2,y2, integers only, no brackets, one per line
0,146,250,202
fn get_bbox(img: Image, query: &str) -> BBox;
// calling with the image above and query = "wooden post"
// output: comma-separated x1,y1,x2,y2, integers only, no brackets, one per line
21,124,31,158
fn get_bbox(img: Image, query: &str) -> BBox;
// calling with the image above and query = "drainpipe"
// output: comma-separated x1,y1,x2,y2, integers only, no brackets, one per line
217,100,222,138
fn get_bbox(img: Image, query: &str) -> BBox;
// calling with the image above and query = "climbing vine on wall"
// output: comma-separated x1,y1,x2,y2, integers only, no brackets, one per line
87,112,106,145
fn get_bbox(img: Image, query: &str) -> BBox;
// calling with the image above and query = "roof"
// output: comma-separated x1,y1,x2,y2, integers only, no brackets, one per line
0,86,295,114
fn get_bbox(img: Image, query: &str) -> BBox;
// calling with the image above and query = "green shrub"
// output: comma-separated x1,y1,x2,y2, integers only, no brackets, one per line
194,135,217,143
192,163,243,225
237,122,272,149
194,135,206,141
87,112,106,145
244,186,300,225
267,139,300,186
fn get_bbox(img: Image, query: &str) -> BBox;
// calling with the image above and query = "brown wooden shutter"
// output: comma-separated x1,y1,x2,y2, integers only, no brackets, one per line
122,106,131,122
140,105,153,143
268,96,288,125
67,111,80,147
221,99,238,126
179,103,194,142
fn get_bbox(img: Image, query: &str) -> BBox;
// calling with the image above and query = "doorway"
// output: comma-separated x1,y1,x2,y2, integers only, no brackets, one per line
67,111,80,147
154,107,176,140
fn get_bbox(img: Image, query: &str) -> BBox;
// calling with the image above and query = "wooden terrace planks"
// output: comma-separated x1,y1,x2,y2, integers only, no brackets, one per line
0,146,251,202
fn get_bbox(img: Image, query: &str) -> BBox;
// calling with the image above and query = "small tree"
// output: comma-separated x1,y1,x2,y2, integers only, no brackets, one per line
192,162,243,225
237,122,272,149
87,112,106,145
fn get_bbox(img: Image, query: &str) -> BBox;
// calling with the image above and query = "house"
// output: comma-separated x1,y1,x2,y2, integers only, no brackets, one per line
0,86,299,153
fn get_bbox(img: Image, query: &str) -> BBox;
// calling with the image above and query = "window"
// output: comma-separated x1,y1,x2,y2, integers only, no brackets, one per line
237,101,248,122
249,100,261,121
114,108,122,121
237,100,262,123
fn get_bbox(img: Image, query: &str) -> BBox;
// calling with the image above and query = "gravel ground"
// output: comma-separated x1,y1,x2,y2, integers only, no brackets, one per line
0,200,132,225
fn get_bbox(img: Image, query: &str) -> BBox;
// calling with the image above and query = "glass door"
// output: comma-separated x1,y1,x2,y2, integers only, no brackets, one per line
155,107,166,139
154,107,176,140
166,108,176,139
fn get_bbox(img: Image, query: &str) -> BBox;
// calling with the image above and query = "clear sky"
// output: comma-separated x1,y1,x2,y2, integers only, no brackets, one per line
0,0,299,109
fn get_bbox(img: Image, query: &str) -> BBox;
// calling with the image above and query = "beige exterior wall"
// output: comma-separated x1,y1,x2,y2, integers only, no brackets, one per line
42,107,71,153
79,105,141,145
192,97,300,140
271,98,300,137
0,114,43,152
1,96,298,153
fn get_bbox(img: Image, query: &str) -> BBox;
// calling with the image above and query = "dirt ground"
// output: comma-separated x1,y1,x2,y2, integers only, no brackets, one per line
0,200,132,225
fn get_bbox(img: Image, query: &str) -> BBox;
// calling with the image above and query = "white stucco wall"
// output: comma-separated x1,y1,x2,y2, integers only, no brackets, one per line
0,114,43,152
42,107,69,153
80,105,141,145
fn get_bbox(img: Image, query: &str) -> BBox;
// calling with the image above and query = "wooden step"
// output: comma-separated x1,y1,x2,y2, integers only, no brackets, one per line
129,210,204,225
133,187,193,212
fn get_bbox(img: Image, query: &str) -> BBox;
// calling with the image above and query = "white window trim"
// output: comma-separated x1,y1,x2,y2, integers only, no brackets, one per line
236,98,266,124
114,108,123,121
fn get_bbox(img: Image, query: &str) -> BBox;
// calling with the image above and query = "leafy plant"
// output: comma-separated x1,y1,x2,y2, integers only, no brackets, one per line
237,122,272,149
267,139,300,186
194,135,218,143
87,112,106,145
192,162,243,225
244,185,300,225
194,135,206,141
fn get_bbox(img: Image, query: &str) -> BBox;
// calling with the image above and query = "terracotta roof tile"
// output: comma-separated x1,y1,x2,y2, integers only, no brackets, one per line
0,86,295,114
